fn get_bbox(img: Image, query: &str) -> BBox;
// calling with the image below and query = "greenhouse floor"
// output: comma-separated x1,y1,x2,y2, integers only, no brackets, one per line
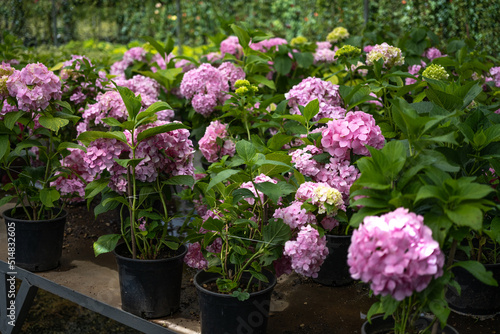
1,202,500,334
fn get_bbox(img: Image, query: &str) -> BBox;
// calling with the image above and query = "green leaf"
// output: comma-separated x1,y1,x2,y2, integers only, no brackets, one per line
252,75,276,90
249,270,269,283
366,302,382,322
453,261,498,286
93,234,121,257
115,85,142,120
0,135,10,160
445,205,483,230
254,182,283,204
114,158,144,168
0,195,14,207
38,116,69,132
40,188,60,208
429,299,450,327
137,122,188,142
77,131,127,146
207,169,240,191
232,188,256,203
4,111,25,130
236,140,256,163
263,218,291,246
141,36,166,58
163,175,195,188
57,142,86,153
231,24,250,50
293,52,314,68
303,99,319,122
137,101,172,121
85,178,110,199
274,55,292,75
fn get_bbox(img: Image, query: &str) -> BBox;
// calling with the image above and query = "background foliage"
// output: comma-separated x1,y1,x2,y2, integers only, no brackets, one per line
1,0,499,56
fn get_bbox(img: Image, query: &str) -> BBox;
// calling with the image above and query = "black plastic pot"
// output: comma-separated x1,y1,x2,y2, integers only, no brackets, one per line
361,315,458,334
445,262,500,317
3,207,67,272
194,270,276,334
113,242,188,319
313,234,353,286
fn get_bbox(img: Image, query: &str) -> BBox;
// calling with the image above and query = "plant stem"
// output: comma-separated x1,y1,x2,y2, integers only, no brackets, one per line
127,166,137,259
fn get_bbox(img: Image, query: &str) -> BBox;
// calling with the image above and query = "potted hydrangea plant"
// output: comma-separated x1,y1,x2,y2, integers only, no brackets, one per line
77,84,195,318
0,62,80,271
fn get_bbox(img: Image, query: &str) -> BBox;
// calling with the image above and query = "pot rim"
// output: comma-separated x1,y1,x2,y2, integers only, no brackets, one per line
193,269,277,299
113,242,188,263
2,207,68,223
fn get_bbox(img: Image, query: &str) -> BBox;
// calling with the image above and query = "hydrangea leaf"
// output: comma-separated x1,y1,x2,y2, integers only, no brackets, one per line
453,261,498,286
93,234,121,257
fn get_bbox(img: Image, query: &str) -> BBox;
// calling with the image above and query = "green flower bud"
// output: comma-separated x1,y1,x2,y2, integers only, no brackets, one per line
291,36,308,47
234,79,250,88
326,27,349,43
335,45,361,59
422,64,449,81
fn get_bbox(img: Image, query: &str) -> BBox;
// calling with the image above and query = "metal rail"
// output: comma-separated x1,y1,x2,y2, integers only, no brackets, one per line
0,260,180,334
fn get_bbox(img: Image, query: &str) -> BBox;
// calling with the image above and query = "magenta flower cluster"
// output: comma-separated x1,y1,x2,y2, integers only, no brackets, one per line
6,63,62,112
110,47,147,77
250,38,288,52
180,62,245,117
291,145,360,203
285,77,344,121
52,148,93,201
283,225,329,278
220,36,243,58
423,47,446,61
347,208,445,301
82,121,194,194
486,66,500,88
184,242,208,270
321,110,385,160
198,120,235,163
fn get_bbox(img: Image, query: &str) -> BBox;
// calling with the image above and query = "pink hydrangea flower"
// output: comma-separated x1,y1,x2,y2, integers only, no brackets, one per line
52,148,94,201
285,77,344,122
406,64,422,85
316,41,332,50
113,75,161,108
423,47,446,61
321,111,385,159
314,48,337,64
284,225,329,278
220,36,244,58
184,242,208,270
485,66,500,88
347,208,445,301
273,200,316,229
250,38,288,52
110,47,147,77
6,63,62,112
198,120,235,163
180,63,229,117
218,62,246,89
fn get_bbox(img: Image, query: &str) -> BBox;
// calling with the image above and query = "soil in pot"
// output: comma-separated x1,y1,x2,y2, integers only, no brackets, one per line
194,270,276,334
3,207,67,272
114,242,188,319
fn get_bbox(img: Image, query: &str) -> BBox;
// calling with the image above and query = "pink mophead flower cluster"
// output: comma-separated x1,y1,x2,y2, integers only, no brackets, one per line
180,62,245,117
285,77,345,121
290,145,360,203
220,36,244,58
110,47,147,77
6,63,62,112
283,225,329,278
250,38,288,52
321,110,385,160
51,148,94,201
184,242,208,270
82,121,194,194
198,120,235,163
347,208,445,301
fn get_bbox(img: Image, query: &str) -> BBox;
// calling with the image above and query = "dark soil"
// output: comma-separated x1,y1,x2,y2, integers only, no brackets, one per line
15,203,500,334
